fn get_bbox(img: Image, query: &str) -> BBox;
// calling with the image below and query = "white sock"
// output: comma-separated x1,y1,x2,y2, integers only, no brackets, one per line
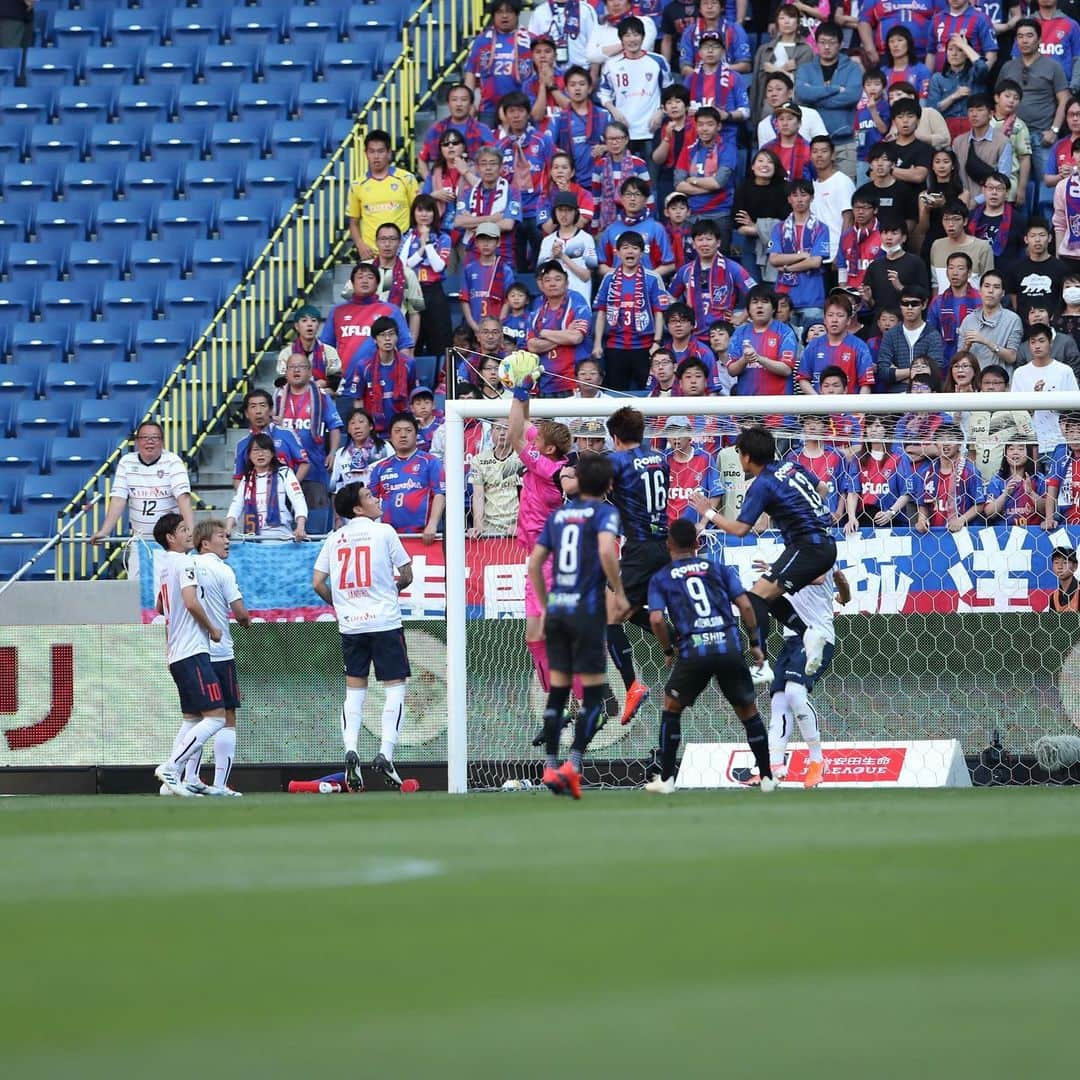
168,720,195,766
768,692,790,769
788,683,823,762
171,717,225,767
184,749,203,785
342,687,366,754
379,683,406,760
213,727,237,788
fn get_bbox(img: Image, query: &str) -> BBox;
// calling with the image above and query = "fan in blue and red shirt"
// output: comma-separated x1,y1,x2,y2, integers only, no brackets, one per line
677,1,752,73
727,284,799,399
669,217,756,339
370,412,446,540
927,251,982,361
929,1,998,71
836,193,883,292
662,190,693,267
343,317,418,438
496,91,556,251
1010,5,1080,76
463,0,533,121
797,294,876,394
683,32,750,143
526,260,593,397
519,36,568,131
761,102,816,181
673,106,737,224
785,415,861,533
818,367,865,460
768,179,831,320
548,66,611,185
860,0,938,61
455,147,522,262
663,422,724,523
596,177,675,274
664,301,726,393
459,224,517,333
417,83,496,179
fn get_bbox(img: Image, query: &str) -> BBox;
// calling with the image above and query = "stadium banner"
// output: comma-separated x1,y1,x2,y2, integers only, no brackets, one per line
675,741,972,790
138,526,1080,622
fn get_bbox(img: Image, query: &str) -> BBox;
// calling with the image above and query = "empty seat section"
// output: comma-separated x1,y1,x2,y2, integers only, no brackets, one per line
71,321,129,366
208,121,266,164
166,8,223,49
121,161,179,207
182,161,240,201
81,45,140,88
155,197,215,247
128,242,187,295
54,84,113,125
23,47,81,89
60,161,118,215
201,45,260,92
99,280,160,324
175,84,232,126
94,199,152,247
108,10,164,50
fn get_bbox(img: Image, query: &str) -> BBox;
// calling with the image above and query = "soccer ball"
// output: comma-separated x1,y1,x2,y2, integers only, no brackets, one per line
498,349,542,389
563,239,585,259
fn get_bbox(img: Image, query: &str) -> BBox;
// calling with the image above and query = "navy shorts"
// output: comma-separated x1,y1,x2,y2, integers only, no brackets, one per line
169,653,224,716
341,629,411,682
665,651,757,710
770,635,836,695
762,540,837,594
619,538,671,609
211,659,241,711
545,610,608,676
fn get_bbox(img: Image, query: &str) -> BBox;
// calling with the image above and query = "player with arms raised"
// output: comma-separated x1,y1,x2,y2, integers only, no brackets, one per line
313,483,415,792
152,513,228,797
646,518,775,793
691,425,835,679
528,454,630,798
605,405,671,724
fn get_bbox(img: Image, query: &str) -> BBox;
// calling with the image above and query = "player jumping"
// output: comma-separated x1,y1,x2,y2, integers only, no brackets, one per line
605,405,671,724
691,425,835,680
646,518,777,794
312,483,415,792
528,454,630,798
152,513,229,797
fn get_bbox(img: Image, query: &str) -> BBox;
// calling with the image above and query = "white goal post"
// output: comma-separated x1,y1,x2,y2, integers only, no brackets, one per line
442,390,1080,794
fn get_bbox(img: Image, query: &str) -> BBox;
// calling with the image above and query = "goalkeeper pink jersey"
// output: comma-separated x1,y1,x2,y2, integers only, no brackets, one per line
516,444,567,551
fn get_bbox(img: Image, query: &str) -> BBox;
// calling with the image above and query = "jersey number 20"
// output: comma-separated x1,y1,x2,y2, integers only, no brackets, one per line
337,545,372,590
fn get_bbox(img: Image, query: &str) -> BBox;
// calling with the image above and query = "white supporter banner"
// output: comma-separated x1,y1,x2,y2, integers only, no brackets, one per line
676,740,972,789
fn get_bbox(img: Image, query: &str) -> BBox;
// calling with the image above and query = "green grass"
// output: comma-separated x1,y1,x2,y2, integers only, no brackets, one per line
2,789,1077,1079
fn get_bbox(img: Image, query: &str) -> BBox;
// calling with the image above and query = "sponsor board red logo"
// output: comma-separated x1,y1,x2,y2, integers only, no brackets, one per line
724,746,907,784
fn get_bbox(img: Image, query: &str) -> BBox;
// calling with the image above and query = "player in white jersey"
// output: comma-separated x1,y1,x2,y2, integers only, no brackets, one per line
90,421,193,579
151,513,228,797
763,565,850,789
174,519,251,797
312,483,414,792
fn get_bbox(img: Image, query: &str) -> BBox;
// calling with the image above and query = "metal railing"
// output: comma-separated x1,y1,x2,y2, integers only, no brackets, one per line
53,0,487,582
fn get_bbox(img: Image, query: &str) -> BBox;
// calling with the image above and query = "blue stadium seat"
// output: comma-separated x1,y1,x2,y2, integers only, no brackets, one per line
103,365,161,415
47,437,111,487
115,84,175,127
190,239,247,289
10,398,75,445
20,473,84,518
234,83,292,126
242,161,298,202
10,322,69,366
81,45,140,88
155,197,214,247
261,43,318,92
128,240,187,294
65,244,124,300
166,8,223,49
3,243,60,292
208,121,266,164
380,39,404,74
42,359,105,401
141,45,200,88
38,283,93,330
108,9,165,50
120,160,179,207
175,83,232,126
0,284,35,347
344,3,404,36
0,126,25,166
0,451,40,489
201,45,260,92
86,123,143,166
71,320,129,367
0,162,58,210
268,119,327,164
182,160,239,201
329,116,356,150
23,47,81,89
162,280,223,328
0,85,56,127
215,197,276,250
94,199,152,248
33,201,89,247
76,399,135,441
27,121,84,167
0,48,21,88
148,121,207,164
295,81,352,125
0,516,57,580
285,6,340,48
55,84,113,125
100,280,159,325
0,205,28,251
50,9,108,50
322,38,383,80
133,321,192,368
59,161,118,215
227,7,281,48
0,362,41,397
413,355,439,390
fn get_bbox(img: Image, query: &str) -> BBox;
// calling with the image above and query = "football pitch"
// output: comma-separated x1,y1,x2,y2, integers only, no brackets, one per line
2,789,1076,1079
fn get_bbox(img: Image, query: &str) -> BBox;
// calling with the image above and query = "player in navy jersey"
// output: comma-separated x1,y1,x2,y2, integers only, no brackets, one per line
528,454,629,798
691,425,836,681
605,406,672,725
645,518,776,794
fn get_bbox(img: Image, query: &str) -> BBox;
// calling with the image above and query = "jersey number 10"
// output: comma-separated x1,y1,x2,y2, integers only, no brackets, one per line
337,545,372,590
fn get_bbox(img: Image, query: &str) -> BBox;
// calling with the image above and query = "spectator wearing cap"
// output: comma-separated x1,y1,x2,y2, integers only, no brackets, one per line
676,0,751,76
536,190,598,303
761,102,816,181
464,0,532,127
400,193,454,360
750,5,815,128
568,417,611,458
276,305,341,389
597,177,673,275
951,93,1013,206
793,22,861,180
520,35,570,127
527,259,594,396
455,145,522,261
417,83,496,181
684,30,750,145
346,130,418,262
757,71,829,148
662,190,693,267
342,316,419,438
529,0,600,71
373,221,425,346
460,222,517,335
410,386,444,453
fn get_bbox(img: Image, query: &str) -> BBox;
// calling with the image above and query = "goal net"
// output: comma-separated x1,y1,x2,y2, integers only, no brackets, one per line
442,384,1080,793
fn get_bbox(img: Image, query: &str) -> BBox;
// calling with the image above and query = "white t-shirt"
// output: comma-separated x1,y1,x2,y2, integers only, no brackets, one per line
111,451,191,537
193,552,243,662
314,516,411,634
536,230,597,304
585,19,658,68
156,549,209,665
811,171,854,262
785,568,836,644
1009,360,1080,451
598,52,671,140
902,323,925,354
227,467,308,540
529,1,600,70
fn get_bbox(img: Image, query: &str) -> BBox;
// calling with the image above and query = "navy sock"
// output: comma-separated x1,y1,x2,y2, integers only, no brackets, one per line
659,710,682,780
607,623,636,690
571,685,606,766
742,712,772,779
542,686,571,766
768,594,807,635
748,594,770,655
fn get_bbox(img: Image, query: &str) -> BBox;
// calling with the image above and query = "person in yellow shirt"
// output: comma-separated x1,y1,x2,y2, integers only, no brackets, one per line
346,129,418,259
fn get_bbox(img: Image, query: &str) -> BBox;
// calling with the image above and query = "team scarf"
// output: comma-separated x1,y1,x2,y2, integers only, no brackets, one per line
242,468,282,534
687,65,738,113
274,383,326,447
598,151,637,230
668,221,692,266
838,219,880,282
556,102,605,158
690,17,724,54
379,257,408,307
365,351,411,426
769,136,813,181
968,203,1013,257
1065,172,1080,246
468,177,512,221
342,438,384,481
685,256,729,320
606,265,649,332
551,0,583,41
480,27,525,81
288,336,329,382
504,128,543,194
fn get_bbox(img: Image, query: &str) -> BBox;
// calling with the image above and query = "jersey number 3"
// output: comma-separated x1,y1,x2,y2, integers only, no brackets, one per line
336,545,372,590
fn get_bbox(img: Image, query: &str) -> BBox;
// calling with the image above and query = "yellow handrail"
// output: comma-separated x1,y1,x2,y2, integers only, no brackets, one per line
56,0,488,581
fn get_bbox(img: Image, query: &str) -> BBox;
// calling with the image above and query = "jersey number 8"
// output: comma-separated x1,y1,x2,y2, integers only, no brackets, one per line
557,523,579,574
